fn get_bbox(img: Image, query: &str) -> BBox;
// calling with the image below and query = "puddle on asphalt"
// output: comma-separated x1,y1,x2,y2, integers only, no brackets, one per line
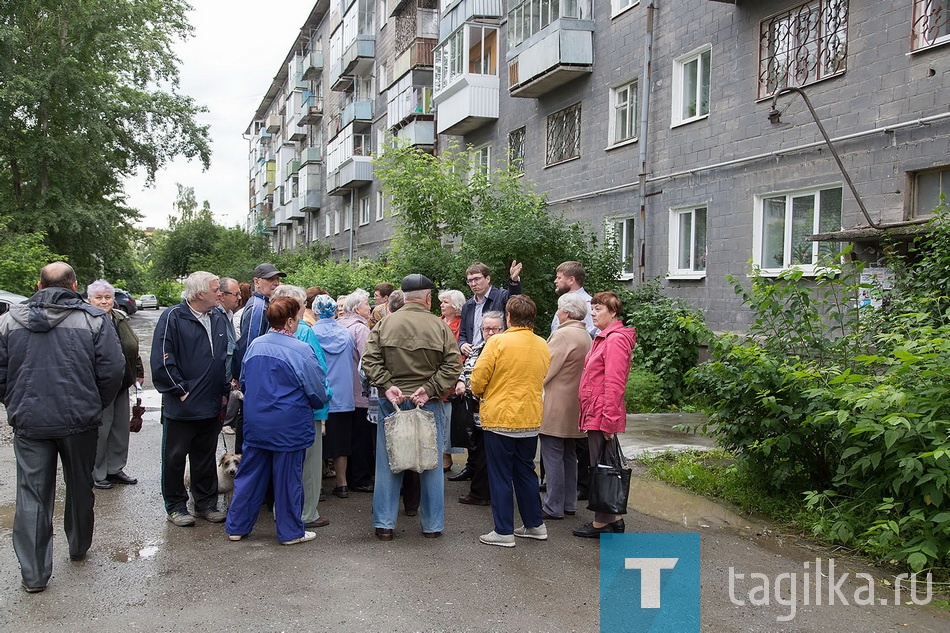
626,473,760,533
0,503,12,530
110,543,161,563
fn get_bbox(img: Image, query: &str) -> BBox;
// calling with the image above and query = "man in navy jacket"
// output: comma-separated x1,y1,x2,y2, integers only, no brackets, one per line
151,271,230,527
458,261,523,357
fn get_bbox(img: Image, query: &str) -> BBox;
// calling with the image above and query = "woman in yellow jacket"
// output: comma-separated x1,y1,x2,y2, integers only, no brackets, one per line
471,295,551,547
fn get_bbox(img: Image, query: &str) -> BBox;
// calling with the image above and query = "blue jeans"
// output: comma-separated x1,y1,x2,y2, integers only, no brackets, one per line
373,399,446,533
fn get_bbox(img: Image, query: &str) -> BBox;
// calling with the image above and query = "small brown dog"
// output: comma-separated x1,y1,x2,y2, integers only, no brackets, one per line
184,453,242,509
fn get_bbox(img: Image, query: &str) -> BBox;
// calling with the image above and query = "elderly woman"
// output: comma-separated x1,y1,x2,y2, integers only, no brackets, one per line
439,289,466,470
539,293,592,519
471,295,551,547
310,294,356,498
226,296,328,545
573,291,636,538
453,310,504,506
87,279,144,489
272,286,332,529
338,289,375,493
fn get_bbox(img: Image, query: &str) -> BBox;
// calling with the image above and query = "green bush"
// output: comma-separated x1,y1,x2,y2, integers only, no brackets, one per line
152,279,183,307
618,279,709,407
624,369,665,413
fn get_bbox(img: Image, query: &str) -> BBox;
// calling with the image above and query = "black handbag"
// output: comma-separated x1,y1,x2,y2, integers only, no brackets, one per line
586,437,632,515
449,394,478,449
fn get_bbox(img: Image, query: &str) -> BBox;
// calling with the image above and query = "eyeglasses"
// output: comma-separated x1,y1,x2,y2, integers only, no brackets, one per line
466,276,485,285
220,291,240,297
481,326,502,333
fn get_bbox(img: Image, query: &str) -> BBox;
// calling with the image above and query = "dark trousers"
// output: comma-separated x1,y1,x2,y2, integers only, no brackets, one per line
161,416,221,514
402,470,420,512
576,436,590,496
13,429,97,588
468,427,490,500
346,407,374,488
484,431,543,536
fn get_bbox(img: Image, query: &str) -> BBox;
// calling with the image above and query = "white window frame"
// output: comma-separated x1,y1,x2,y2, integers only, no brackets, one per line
912,166,950,217
471,144,491,178
359,196,370,226
344,199,352,231
325,211,332,237
668,205,708,280
752,185,843,275
376,190,385,221
334,208,341,235
912,0,950,51
608,79,638,148
611,0,638,19
607,217,637,280
671,45,711,127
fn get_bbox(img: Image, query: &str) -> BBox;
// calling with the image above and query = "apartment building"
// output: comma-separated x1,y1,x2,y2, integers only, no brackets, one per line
247,0,950,332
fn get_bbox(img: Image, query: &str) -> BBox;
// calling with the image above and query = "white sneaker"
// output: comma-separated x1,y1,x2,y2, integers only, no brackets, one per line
514,524,548,540
281,531,317,545
228,534,244,541
479,530,516,547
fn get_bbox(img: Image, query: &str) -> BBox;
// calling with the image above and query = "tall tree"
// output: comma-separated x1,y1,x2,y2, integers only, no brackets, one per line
0,0,211,281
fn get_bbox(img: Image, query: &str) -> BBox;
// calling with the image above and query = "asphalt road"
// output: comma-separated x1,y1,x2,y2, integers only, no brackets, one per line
0,308,947,632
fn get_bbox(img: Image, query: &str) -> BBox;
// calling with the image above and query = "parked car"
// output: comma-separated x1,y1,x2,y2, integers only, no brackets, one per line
0,289,29,317
138,294,159,309
113,290,137,315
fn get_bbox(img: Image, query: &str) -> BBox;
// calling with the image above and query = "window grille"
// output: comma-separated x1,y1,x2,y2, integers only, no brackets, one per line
546,103,581,165
912,0,950,51
508,127,526,173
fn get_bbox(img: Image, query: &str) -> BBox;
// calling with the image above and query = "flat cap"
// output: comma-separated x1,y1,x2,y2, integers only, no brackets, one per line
401,273,435,292
253,263,286,279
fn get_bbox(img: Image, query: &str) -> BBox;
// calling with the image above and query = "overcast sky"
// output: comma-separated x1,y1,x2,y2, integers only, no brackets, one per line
124,1,312,230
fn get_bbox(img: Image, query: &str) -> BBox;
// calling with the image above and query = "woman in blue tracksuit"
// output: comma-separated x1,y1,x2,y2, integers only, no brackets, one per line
225,296,327,545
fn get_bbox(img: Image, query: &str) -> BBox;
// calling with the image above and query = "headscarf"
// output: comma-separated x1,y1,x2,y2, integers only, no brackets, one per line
313,294,337,320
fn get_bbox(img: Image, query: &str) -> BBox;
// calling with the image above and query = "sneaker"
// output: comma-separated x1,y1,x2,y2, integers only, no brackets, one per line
195,509,227,523
21,582,47,593
514,524,548,540
167,511,196,527
228,534,245,541
479,530,516,547
222,426,235,435
281,531,317,545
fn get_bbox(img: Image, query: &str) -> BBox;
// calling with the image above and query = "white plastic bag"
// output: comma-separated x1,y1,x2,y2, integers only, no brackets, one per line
384,406,439,474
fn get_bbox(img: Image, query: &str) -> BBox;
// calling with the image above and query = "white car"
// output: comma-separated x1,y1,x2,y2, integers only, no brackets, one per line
0,289,29,316
138,294,159,309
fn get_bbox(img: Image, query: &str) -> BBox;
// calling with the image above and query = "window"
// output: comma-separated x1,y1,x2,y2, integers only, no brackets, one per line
507,0,591,49
609,80,638,145
376,190,385,221
359,196,370,226
610,0,637,18
609,218,637,277
508,127,525,174
325,211,332,237
669,207,707,278
754,187,842,272
913,0,950,51
434,25,498,93
472,145,491,177
546,102,581,166
672,46,711,126
344,199,353,231
914,167,950,217
334,208,341,235
759,0,848,98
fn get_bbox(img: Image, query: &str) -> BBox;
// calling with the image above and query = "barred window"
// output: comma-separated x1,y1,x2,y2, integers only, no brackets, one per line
546,103,581,166
758,0,848,98
508,127,525,174
913,0,950,51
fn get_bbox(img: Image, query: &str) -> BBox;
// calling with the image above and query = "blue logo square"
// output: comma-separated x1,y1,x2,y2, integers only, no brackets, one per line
600,533,700,632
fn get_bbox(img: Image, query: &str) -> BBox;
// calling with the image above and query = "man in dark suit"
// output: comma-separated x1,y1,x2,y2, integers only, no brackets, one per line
457,261,522,357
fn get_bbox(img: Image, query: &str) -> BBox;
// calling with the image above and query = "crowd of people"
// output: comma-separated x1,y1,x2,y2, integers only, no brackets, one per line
0,258,637,592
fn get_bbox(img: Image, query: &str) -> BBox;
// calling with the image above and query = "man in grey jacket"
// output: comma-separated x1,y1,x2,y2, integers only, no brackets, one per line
0,262,125,593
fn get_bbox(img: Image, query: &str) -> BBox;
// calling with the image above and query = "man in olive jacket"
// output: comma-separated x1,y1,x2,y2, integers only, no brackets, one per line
0,262,124,593
361,274,462,541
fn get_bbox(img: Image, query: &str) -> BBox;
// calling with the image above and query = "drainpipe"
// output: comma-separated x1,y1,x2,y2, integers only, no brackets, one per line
349,189,355,262
636,2,656,284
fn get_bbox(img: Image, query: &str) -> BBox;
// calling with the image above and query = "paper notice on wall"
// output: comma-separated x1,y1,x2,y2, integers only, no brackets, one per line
858,268,894,309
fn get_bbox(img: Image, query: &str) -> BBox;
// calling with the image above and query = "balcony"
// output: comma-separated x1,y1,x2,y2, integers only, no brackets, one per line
276,204,291,226
287,126,307,142
507,19,594,98
265,115,281,133
433,73,499,135
394,118,435,148
286,159,300,175
297,94,324,126
286,196,305,221
300,189,322,212
301,146,323,164
393,38,436,79
439,0,504,40
328,157,374,195
263,160,277,186
340,35,375,79
387,71,434,129
303,50,324,79
341,99,373,128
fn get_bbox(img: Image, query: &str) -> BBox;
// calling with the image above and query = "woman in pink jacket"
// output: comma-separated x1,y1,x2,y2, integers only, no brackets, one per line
573,291,636,538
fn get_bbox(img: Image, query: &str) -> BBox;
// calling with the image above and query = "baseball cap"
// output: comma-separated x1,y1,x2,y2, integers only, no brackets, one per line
253,263,286,279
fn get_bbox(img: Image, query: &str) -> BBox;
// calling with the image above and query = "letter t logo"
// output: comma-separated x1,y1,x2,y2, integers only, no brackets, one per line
625,558,679,608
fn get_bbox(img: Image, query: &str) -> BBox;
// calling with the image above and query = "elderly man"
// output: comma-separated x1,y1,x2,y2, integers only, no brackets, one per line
362,274,462,541
151,271,230,527
232,263,285,382
458,261,522,357
0,262,124,592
